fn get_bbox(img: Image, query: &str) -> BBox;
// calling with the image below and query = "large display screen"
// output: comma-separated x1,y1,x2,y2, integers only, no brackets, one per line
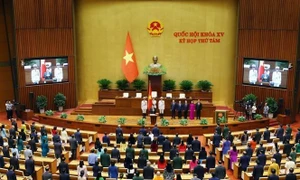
243,58,289,88
24,57,68,85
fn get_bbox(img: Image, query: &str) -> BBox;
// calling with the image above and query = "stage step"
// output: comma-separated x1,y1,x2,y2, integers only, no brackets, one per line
269,119,279,126
71,112,93,115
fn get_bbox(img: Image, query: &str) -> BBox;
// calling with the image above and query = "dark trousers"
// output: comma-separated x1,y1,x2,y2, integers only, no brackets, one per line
6,110,13,120
171,110,176,119
178,111,182,119
71,149,77,159
184,110,188,119
196,110,201,119
55,153,61,159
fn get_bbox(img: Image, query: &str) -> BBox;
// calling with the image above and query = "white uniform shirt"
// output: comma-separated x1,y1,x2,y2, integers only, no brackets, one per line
272,71,281,86
252,105,257,113
249,69,258,83
31,69,40,83
61,130,69,142
158,100,165,110
54,67,63,82
152,99,157,109
141,100,147,110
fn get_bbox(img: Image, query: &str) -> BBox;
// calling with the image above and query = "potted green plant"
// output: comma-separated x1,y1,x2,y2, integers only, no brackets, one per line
76,114,85,121
132,79,146,91
238,116,246,122
161,118,169,126
200,118,208,125
180,80,193,91
116,79,129,91
197,80,213,92
97,79,112,90
179,119,188,126
117,117,126,124
45,110,54,116
98,116,107,123
54,93,66,112
243,94,257,104
254,114,263,120
36,95,47,114
163,79,176,91
60,113,68,119
265,97,278,118
137,118,146,126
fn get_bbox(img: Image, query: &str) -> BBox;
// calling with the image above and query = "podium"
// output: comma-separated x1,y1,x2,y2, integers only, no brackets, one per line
148,75,162,97
150,114,157,125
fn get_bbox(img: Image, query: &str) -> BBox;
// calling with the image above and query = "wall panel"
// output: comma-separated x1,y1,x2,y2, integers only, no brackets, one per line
39,0,57,28
13,0,40,29
0,67,14,112
57,0,73,28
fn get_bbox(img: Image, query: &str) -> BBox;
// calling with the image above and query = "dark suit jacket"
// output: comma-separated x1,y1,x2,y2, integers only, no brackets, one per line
173,137,181,145
42,171,52,180
9,128,16,139
193,165,205,179
102,135,110,145
54,142,63,156
285,173,297,180
268,174,279,180
245,147,253,157
273,153,282,165
59,173,70,180
52,134,61,143
215,126,222,135
69,138,78,150
191,140,201,151
6,170,16,180
169,148,178,160
152,127,160,137
183,104,189,111
111,149,120,160
0,155,4,168
177,104,182,111
137,157,147,168
184,149,194,161
28,139,37,152
8,138,14,148
19,131,26,141
206,156,216,169
276,128,284,140
143,166,154,179
263,130,270,141
116,127,123,136
195,102,202,111
58,162,69,173
74,132,82,143
254,132,262,143
283,144,292,156
295,132,300,144
258,154,266,166
283,134,291,144
170,103,177,111
3,147,9,158
157,135,165,145
213,134,222,146
0,136,3,146
162,140,171,152
25,159,35,175
215,165,226,179
40,127,47,135
10,156,19,170
256,147,266,156
139,128,147,136
252,165,264,180
143,136,151,145
239,155,250,170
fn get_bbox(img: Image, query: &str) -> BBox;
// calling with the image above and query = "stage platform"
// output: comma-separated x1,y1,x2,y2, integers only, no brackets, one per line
37,114,270,135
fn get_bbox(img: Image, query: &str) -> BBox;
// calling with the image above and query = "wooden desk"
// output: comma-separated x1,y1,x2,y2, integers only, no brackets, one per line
21,110,33,120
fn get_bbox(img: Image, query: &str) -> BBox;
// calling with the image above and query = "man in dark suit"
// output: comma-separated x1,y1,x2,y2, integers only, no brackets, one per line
254,128,262,143
258,150,267,166
206,152,216,171
263,126,271,143
162,137,171,152
177,101,183,119
152,124,160,137
215,123,222,135
239,151,250,171
143,161,154,179
125,144,135,160
252,160,264,180
0,134,3,147
183,100,189,119
173,133,181,145
115,125,123,136
0,154,4,168
54,139,63,159
173,153,183,169
286,124,292,135
6,166,16,180
137,153,147,169
195,99,202,119
139,146,149,160
184,145,194,161
275,124,284,141
170,100,177,119
285,168,297,180
283,131,292,144
28,136,37,153
157,132,165,145
215,161,226,179
3,145,10,158
58,157,69,174
139,126,147,136
193,161,205,179
273,149,282,165
59,168,70,180
42,166,52,180
69,135,78,160
170,144,178,160
100,148,111,167
191,136,201,152
111,146,120,161
9,152,19,170
256,143,266,156
268,169,279,180
245,143,253,157
30,122,36,133
295,128,300,144
212,131,222,153
102,132,110,146
228,131,234,144
74,129,82,144
25,155,35,176
283,140,292,156
9,126,16,139
52,132,61,144
143,133,151,145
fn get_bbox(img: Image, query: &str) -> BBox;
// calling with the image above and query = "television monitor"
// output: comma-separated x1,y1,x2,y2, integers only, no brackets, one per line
23,57,68,86
243,58,289,88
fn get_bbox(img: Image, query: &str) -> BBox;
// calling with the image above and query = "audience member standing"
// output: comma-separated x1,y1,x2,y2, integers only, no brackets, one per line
163,162,175,180
228,146,238,169
268,158,279,176
69,135,78,160
41,133,49,157
143,161,154,179
239,151,250,172
100,148,111,167
42,166,52,180
58,157,69,174
25,155,35,176
206,152,216,171
193,161,205,180
24,145,33,160
173,153,183,169
285,168,297,180
157,154,167,169
268,169,279,180
252,160,264,180
59,168,70,180
215,161,226,179
77,160,88,178
6,166,16,180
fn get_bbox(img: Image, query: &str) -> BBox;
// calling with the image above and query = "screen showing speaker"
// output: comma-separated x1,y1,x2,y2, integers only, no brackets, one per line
23,57,68,85
243,58,289,89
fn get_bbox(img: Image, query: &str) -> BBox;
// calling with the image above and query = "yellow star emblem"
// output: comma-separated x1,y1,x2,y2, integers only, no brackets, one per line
123,50,134,65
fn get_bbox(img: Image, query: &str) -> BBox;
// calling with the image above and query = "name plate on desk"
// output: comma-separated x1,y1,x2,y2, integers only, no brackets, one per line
166,93,172,98
123,92,129,98
179,93,186,99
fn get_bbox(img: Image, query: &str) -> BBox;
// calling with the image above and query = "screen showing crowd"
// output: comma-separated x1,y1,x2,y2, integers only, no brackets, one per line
23,57,68,85
243,58,289,88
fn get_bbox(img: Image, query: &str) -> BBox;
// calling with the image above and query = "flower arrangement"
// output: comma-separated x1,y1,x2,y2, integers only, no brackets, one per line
238,116,246,122
45,110,54,116
60,113,68,119
143,65,167,76
200,118,208,125
179,119,188,126
117,117,126,125
98,116,107,123
254,114,263,120
161,118,169,126
137,118,146,126
76,115,85,121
